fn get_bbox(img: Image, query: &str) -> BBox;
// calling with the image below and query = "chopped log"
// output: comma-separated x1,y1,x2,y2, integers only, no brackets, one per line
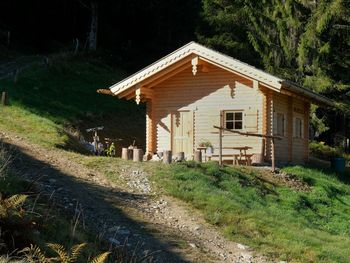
133,149,143,162
163,150,172,164
1,92,8,106
176,152,185,162
121,148,128,160
194,150,202,163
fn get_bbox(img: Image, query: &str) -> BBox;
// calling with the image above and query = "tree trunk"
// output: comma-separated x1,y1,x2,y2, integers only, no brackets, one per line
88,1,98,51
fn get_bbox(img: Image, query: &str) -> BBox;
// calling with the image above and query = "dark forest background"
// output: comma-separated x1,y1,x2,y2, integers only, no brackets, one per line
0,0,349,146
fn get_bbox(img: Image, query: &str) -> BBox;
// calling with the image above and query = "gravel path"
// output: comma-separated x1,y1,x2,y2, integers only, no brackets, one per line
1,132,273,263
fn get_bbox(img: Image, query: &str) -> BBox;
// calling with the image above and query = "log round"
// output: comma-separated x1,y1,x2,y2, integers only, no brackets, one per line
176,152,185,162
133,149,143,162
163,150,172,164
121,148,128,160
194,150,202,163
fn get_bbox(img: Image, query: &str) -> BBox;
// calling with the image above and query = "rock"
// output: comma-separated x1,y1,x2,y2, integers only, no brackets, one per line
118,229,130,235
237,243,247,250
108,226,120,232
189,243,197,248
194,225,201,231
108,238,120,246
48,179,56,184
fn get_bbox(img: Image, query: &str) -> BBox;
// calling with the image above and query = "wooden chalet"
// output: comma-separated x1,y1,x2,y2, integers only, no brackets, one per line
105,42,333,165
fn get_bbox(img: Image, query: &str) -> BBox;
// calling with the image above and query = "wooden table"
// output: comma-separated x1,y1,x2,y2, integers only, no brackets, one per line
222,146,253,165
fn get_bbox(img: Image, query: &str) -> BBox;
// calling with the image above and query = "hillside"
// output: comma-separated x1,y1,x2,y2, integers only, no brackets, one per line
1,54,350,262
0,54,145,152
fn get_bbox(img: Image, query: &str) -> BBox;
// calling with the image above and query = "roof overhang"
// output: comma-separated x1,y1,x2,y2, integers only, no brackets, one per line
105,41,334,107
108,42,283,96
281,80,334,107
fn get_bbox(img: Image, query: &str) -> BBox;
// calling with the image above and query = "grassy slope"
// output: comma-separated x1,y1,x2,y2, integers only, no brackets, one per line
0,54,145,151
152,162,350,262
70,154,350,262
2,53,350,262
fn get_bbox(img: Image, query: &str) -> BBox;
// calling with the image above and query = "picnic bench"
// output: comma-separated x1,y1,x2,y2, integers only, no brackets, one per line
207,146,253,166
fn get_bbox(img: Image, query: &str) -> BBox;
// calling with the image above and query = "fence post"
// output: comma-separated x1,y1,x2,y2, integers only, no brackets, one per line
1,92,8,106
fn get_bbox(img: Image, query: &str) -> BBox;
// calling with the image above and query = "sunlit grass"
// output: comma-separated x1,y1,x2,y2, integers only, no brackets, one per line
151,161,350,262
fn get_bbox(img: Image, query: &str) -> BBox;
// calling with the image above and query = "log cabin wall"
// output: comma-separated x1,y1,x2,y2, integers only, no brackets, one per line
151,66,265,158
272,92,310,164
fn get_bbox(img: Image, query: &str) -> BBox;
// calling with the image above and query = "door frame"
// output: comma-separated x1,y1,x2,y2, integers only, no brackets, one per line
170,110,194,158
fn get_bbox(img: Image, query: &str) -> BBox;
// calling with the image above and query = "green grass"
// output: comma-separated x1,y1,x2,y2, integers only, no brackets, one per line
0,54,145,150
150,161,350,262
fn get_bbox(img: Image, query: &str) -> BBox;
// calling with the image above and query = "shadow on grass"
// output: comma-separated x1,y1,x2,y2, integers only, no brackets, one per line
3,140,192,263
307,157,350,185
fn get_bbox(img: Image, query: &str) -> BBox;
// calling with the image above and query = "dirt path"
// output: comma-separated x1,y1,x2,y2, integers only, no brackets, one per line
1,132,271,263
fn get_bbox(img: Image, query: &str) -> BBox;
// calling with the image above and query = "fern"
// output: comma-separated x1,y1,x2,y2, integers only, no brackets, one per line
70,243,87,262
47,243,69,263
5,194,28,209
89,252,110,263
19,244,49,263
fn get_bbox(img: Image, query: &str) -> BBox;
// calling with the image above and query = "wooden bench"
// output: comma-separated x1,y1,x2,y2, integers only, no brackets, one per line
208,154,254,166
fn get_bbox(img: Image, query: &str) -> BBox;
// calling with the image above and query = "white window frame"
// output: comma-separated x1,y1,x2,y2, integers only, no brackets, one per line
223,110,244,130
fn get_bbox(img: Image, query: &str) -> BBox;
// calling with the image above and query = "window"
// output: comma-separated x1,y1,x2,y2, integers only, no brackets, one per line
275,113,285,136
294,117,303,138
224,111,243,130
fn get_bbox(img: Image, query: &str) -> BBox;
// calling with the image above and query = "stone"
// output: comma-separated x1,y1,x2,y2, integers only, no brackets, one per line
189,243,197,248
237,243,247,250
108,226,120,232
49,179,56,184
108,238,120,246
118,229,130,235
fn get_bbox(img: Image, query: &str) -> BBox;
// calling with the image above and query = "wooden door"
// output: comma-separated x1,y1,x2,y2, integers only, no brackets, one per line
172,111,193,158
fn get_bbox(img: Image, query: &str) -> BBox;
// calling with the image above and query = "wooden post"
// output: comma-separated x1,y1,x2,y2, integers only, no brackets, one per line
121,148,128,160
127,148,133,160
176,152,185,162
133,149,143,162
219,127,223,166
194,150,202,163
271,138,276,172
163,150,172,164
1,92,8,106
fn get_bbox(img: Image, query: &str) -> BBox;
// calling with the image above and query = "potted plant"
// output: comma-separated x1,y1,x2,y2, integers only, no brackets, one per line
199,140,214,154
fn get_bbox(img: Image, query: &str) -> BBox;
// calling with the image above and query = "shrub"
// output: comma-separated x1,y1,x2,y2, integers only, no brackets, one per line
309,141,350,161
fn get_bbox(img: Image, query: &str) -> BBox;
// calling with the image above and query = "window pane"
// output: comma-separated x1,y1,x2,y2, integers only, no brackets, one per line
226,113,234,120
226,122,234,129
234,121,242,129
235,112,242,120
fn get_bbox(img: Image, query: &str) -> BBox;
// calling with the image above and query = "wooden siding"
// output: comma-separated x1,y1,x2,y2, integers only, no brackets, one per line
272,92,309,164
151,66,265,157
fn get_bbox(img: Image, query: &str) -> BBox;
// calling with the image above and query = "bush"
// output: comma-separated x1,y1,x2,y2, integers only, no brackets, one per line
309,141,350,161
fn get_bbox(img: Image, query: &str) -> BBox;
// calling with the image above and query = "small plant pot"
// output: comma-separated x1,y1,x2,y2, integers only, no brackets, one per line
206,146,214,154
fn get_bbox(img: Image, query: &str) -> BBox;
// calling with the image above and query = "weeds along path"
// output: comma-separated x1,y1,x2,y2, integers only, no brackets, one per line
1,132,270,263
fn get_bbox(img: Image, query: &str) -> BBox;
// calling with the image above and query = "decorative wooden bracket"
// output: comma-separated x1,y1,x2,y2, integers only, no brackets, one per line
135,87,141,105
253,80,259,91
191,57,199,76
